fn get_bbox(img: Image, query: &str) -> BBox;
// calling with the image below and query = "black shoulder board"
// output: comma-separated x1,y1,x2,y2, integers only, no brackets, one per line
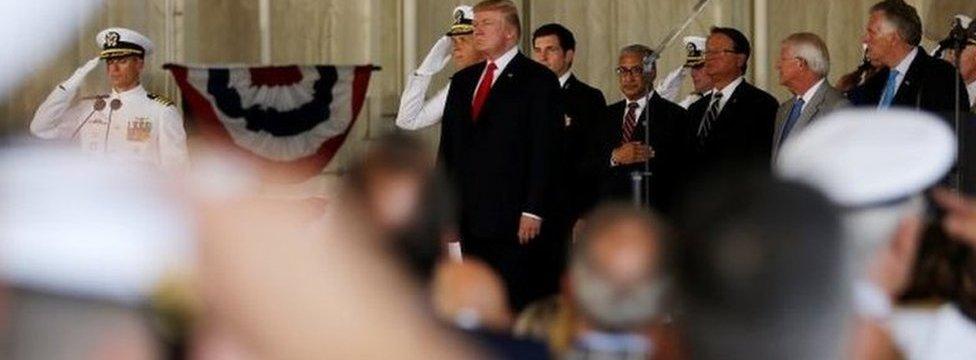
148,93,175,107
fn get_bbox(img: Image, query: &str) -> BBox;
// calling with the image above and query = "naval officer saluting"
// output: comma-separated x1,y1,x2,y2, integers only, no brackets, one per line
30,27,188,171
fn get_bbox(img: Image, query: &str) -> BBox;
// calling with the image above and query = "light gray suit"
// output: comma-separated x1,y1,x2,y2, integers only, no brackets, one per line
772,81,849,160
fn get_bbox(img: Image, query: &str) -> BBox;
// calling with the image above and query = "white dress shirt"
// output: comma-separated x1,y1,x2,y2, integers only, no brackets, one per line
797,78,826,104
558,71,572,88
710,76,745,113
472,45,519,99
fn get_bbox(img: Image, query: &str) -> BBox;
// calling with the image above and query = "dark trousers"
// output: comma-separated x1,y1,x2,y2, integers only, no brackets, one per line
461,219,570,312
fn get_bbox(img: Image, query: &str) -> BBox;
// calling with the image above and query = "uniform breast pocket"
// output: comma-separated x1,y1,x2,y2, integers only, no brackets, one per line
126,118,153,143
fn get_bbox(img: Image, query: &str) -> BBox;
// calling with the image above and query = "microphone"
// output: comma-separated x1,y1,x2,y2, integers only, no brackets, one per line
102,99,123,153
71,96,109,139
934,17,975,58
642,52,659,76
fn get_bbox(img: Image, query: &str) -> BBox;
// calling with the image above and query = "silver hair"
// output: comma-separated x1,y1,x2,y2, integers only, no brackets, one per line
783,33,830,77
619,44,657,71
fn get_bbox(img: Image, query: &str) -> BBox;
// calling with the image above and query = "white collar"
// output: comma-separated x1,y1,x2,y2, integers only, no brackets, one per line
797,78,826,104
713,76,745,100
623,91,651,110
489,45,519,73
892,47,919,76
967,80,976,107
112,84,146,99
559,71,573,88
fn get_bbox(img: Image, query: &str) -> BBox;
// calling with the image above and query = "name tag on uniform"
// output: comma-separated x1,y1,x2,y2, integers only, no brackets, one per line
127,118,152,142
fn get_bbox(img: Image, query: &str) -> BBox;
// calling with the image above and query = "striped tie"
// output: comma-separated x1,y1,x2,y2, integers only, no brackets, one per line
697,92,724,150
622,102,639,143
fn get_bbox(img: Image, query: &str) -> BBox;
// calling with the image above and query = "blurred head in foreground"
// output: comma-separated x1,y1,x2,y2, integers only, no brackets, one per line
0,143,192,360
565,203,667,358
674,173,847,360
345,133,455,281
431,259,513,332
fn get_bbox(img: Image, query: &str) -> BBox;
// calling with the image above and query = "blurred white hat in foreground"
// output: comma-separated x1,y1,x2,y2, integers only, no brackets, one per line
0,142,193,305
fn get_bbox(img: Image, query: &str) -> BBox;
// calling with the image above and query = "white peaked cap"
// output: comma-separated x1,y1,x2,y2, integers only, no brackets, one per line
0,143,192,305
775,109,956,208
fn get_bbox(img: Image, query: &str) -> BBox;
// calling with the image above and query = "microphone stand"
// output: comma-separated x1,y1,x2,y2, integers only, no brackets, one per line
935,19,974,193
103,99,122,155
71,96,108,139
630,0,713,208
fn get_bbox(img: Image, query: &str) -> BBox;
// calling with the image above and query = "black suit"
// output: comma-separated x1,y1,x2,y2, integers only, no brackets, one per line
687,80,778,171
558,75,607,220
591,92,688,214
849,47,970,117
523,74,607,303
438,51,563,311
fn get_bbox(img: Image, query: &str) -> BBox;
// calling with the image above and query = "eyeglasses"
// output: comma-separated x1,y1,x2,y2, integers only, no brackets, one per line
704,49,738,57
615,66,644,77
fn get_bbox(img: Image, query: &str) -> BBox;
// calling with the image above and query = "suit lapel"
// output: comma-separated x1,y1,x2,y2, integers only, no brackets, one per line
773,101,790,145
794,83,827,132
892,51,926,107
480,53,522,119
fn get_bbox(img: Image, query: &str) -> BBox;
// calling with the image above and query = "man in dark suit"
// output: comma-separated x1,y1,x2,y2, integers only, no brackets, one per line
438,0,563,311
528,23,606,300
688,27,778,171
592,44,687,214
853,0,970,116
772,32,849,160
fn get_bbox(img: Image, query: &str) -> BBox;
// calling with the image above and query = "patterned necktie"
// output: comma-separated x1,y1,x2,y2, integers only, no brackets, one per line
779,97,806,144
471,61,497,121
697,92,724,149
622,102,639,143
879,69,900,109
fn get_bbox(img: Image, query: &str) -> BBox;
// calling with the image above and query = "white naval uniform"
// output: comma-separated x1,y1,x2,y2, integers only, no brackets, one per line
30,84,189,170
395,71,449,130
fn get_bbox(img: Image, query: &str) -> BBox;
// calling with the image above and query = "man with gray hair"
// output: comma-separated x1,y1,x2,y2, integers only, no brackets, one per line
592,44,687,213
852,0,970,116
772,32,849,159
566,203,669,359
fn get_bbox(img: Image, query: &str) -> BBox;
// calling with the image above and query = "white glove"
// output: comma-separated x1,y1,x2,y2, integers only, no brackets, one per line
415,36,453,76
655,66,688,102
60,57,101,91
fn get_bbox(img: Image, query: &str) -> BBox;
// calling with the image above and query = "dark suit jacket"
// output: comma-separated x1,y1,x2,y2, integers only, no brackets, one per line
591,92,688,212
558,75,607,220
438,52,563,240
687,80,778,170
849,47,971,117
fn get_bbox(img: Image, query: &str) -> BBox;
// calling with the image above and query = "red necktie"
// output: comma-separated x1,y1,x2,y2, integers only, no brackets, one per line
622,102,639,143
471,62,497,121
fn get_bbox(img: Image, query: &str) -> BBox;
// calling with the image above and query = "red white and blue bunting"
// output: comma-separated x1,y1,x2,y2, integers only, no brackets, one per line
166,64,372,182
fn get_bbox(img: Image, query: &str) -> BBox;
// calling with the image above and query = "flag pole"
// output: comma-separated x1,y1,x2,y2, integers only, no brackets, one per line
259,0,272,65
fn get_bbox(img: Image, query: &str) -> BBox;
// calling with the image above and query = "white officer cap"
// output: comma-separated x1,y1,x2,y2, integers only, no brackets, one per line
956,14,973,30
775,109,955,208
683,36,707,67
776,109,956,279
0,143,192,305
447,6,475,37
96,27,155,59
